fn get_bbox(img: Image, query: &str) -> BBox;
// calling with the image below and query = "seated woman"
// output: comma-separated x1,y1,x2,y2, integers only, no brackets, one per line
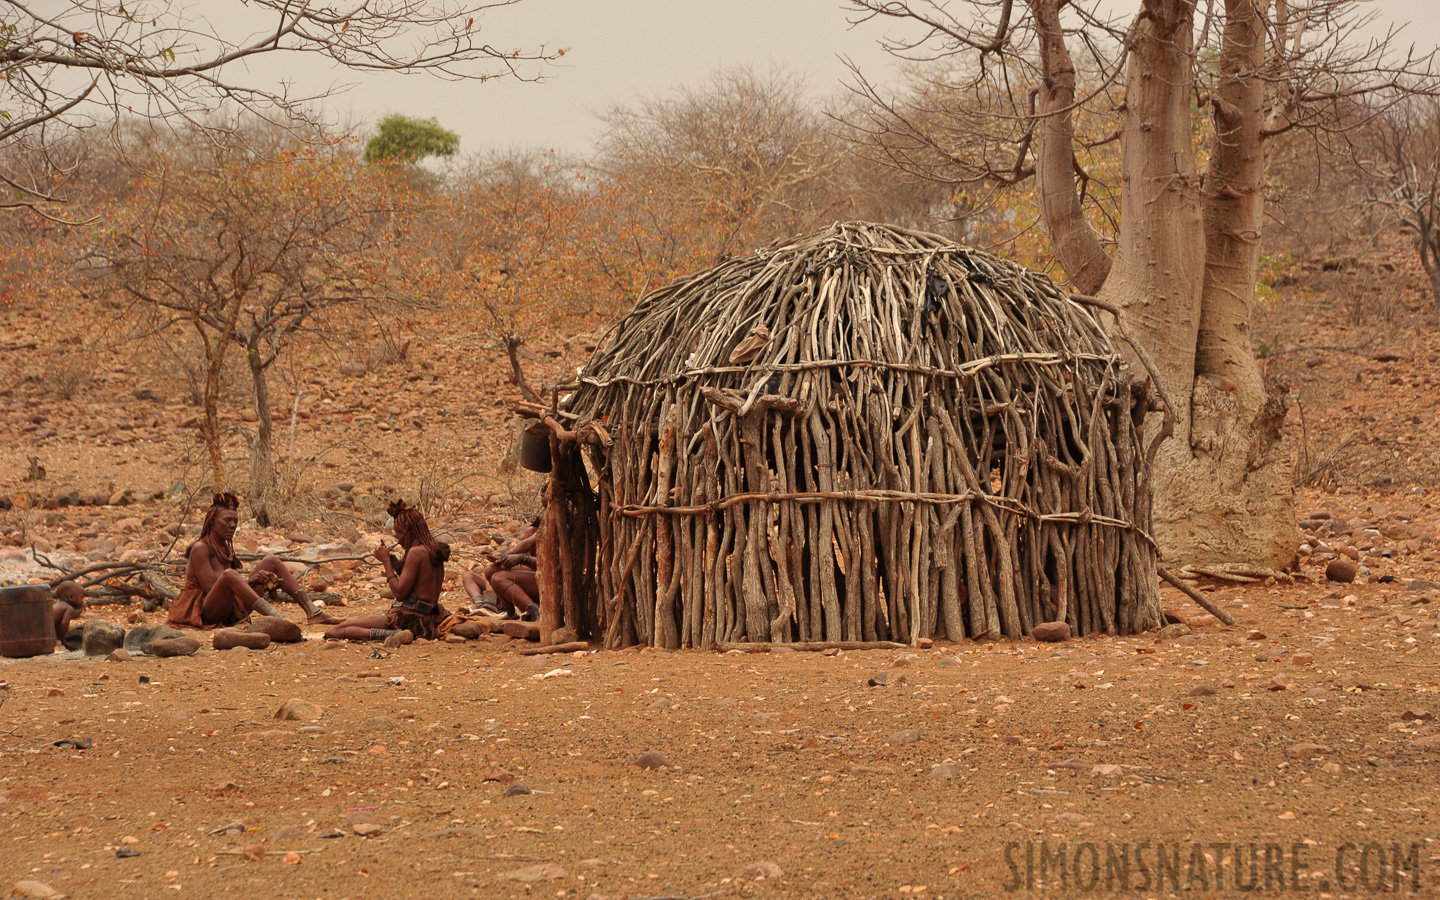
460,518,540,622
325,500,451,643
168,492,341,629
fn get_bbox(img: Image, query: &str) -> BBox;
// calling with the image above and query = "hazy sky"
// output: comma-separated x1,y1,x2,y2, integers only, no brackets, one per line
250,0,1440,157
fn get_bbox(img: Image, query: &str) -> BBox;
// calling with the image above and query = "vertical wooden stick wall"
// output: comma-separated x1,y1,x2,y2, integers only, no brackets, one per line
539,223,1163,648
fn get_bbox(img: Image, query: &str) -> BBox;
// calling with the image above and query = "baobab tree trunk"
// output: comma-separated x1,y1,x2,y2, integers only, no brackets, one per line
1099,0,1293,568
246,349,276,527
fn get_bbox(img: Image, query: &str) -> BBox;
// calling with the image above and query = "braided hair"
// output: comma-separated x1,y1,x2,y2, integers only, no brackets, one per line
196,491,240,568
388,499,451,567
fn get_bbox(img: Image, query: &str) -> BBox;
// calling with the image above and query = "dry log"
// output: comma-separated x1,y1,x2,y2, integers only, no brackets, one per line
1157,566,1238,626
515,641,590,655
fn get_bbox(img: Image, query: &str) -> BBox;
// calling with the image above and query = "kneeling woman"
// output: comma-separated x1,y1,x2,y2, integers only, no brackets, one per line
169,492,341,628
325,500,450,643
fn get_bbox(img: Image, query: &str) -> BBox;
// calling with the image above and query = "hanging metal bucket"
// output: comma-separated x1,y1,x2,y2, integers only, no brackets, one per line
518,423,553,473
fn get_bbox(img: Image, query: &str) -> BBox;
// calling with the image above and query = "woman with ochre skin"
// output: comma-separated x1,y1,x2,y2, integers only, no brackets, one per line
168,492,341,628
324,499,450,643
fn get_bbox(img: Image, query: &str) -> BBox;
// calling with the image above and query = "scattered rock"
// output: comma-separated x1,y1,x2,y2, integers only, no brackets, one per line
247,616,302,643
503,864,567,883
106,649,130,662
1247,630,1267,641
483,766,517,783
214,629,271,651
1092,764,1124,776
241,844,265,862
889,728,921,746
61,625,84,652
1188,685,1217,697
867,671,905,687
1292,652,1313,666
273,699,322,721
551,627,580,645
80,621,124,657
929,763,959,779
1032,621,1071,642
361,716,399,731
1268,676,1291,691
738,861,783,880
353,822,382,837
1286,742,1333,758
504,782,533,797
149,636,201,657
650,698,674,710
916,637,934,649
1401,707,1434,722
634,751,671,770
1325,559,1357,583
936,656,963,668
9,882,66,899
1158,623,1191,639
272,825,306,842
123,624,183,654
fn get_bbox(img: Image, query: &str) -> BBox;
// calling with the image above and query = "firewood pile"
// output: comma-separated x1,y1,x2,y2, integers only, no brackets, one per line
538,222,1163,648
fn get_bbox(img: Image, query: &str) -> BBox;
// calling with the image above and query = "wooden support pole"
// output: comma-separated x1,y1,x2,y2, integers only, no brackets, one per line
1157,566,1237,626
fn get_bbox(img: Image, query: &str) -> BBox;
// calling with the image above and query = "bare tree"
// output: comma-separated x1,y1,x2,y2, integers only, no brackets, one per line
98,143,420,524
1350,94,1440,302
0,0,556,216
844,0,1437,567
594,65,849,259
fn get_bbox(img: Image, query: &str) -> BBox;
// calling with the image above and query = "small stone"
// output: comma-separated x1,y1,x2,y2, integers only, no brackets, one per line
149,636,200,657
284,852,302,865
1411,734,1440,750
1031,621,1071,642
9,882,66,899
504,782,533,797
272,825,306,842
273,699,322,721
1092,764,1124,776
353,822,382,837
247,616,302,643
738,861,783,880
1366,755,1389,768
503,864,566,883
1286,742,1332,758
1322,762,1342,774
483,766,517,783
889,728,921,746
916,638,934,649
81,621,125,657
443,634,466,643
241,844,265,862
929,763,959,779
1402,707,1434,722
650,698,674,709
297,726,325,734
1268,676,1291,691
383,629,414,648
214,629,271,651
1188,685,1217,697
1247,630,1267,641
867,671,905,687
1158,623,1191,639
936,656,963,668
362,716,400,731
634,751,670,770
106,648,130,662
1292,652,1313,666
1325,559,1357,583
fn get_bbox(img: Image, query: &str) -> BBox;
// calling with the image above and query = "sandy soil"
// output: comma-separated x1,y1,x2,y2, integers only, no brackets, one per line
3,241,1440,898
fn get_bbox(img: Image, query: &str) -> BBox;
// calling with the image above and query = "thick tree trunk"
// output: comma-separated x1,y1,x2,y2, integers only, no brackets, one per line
1100,0,1293,568
1169,0,1295,567
1027,0,1112,295
246,348,276,527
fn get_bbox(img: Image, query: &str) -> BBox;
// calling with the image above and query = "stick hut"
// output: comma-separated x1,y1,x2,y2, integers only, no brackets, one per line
534,222,1162,648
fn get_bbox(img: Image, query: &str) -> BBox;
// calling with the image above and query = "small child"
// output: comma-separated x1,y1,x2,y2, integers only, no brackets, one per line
52,580,85,640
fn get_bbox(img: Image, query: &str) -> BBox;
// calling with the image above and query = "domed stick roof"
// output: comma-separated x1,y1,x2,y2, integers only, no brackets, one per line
550,222,1161,648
